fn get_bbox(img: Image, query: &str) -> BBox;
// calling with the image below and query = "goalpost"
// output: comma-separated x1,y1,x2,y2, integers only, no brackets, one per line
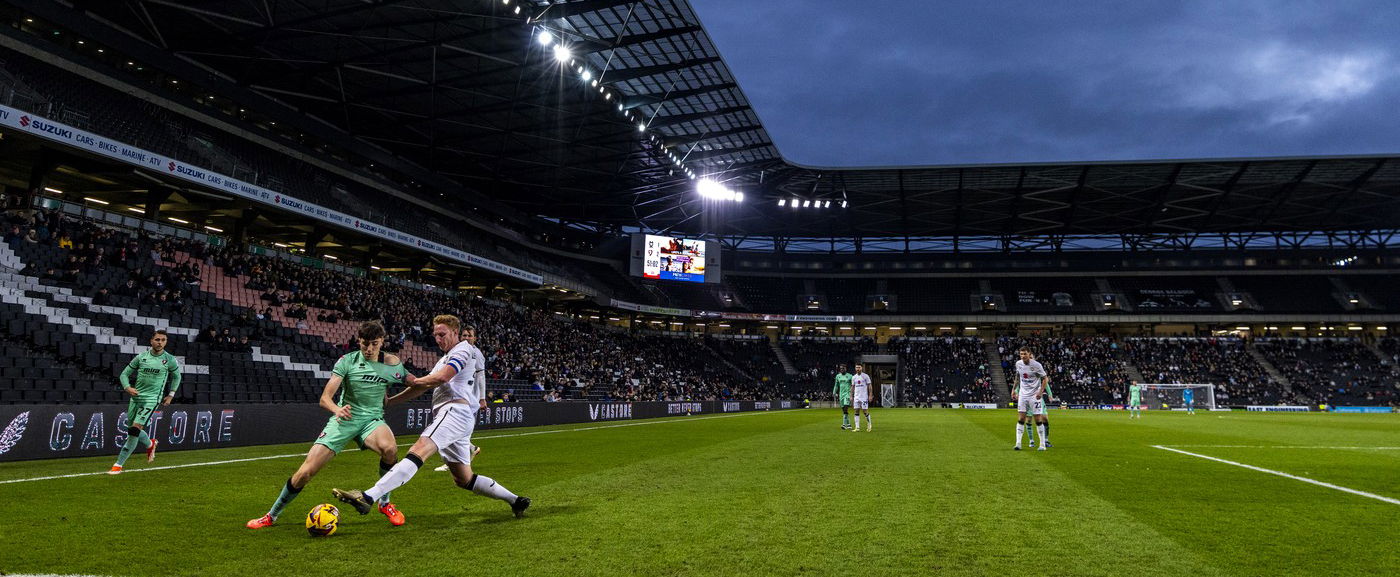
1136,383,1216,411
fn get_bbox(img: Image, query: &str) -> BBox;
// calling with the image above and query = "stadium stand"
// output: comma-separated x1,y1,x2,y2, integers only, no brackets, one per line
1255,338,1397,406
891,337,996,404
1124,337,1289,406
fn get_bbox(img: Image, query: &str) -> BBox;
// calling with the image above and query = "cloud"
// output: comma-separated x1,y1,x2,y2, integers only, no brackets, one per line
692,0,1400,165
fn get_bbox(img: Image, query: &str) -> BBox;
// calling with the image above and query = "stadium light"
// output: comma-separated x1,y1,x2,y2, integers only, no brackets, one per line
204,225,223,233
537,29,554,47
697,178,741,202
43,187,62,194
778,199,786,207
638,122,646,133
84,197,109,205
842,200,848,208
803,200,811,207
824,200,831,208
1348,326,1363,330
167,217,189,224
552,45,571,62
127,207,145,214
581,69,592,81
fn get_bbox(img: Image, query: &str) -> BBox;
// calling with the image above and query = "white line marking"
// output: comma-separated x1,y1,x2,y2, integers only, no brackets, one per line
0,410,796,485
1159,445,1400,450
1151,445,1400,506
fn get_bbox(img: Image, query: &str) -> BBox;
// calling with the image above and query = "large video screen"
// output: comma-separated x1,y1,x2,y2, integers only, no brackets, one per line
643,234,708,283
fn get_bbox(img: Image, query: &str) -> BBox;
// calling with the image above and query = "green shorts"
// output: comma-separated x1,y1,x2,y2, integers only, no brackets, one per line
314,415,389,454
125,398,160,428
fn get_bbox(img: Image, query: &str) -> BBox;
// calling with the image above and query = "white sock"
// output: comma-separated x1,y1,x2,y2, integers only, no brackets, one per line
854,414,861,428
1038,424,1047,445
865,413,872,426
365,457,420,503
469,474,518,503
1015,423,1025,444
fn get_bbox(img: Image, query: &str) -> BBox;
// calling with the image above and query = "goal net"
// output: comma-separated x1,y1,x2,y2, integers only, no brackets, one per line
1136,383,1216,411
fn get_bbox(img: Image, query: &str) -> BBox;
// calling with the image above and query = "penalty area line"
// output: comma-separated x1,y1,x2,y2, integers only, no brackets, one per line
1151,445,1400,506
0,410,796,485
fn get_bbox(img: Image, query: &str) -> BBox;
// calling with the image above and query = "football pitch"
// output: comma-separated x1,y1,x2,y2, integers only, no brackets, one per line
2,408,1396,577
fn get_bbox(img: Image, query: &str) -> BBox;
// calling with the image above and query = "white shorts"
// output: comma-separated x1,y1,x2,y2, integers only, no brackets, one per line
853,397,869,409
1032,398,1048,416
1017,396,1040,414
424,403,476,465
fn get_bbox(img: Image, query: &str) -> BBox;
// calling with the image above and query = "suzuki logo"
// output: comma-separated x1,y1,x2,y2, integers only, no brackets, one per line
19,115,30,127
168,161,176,171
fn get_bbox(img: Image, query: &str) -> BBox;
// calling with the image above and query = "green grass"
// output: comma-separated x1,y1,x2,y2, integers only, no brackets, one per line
2,409,1397,576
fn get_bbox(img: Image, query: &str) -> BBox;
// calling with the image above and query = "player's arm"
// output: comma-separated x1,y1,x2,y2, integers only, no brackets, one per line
381,354,423,406
119,357,139,397
1042,379,1052,402
319,374,350,420
163,357,181,406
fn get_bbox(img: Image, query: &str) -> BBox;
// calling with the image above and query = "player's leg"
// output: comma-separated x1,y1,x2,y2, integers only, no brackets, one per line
841,404,850,429
445,448,530,518
111,402,156,473
1035,414,1049,449
247,443,337,528
862,407,871,431
1015,407,1028,450
852,399,860,430
361,422,407,525
336,405,463,514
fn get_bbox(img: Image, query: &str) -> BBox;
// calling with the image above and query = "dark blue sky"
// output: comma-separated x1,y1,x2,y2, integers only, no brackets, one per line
693,0,1400,166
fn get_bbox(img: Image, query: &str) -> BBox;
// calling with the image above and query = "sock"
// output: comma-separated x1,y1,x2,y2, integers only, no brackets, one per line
842,411,850,427
365,453,421,503
1015,423,1025,445
1043,421,1050,437
466,474,518,503
114,434,141,467
376,460,395,506
854,414,861,429
267,478,302,520
865,413,872,427
136,429,151,449
1038,424,1048,445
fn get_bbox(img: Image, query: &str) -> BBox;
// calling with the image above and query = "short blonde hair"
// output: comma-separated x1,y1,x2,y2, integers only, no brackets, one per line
432,314,461,333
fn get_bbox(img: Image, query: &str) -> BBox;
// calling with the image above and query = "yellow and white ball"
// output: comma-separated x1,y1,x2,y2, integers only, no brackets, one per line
306,503,340,537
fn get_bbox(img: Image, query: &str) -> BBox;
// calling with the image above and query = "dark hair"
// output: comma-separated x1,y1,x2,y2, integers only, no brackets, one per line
1018,347,1032,355
357,321,386,342
153,329,168,337
461,324,477,336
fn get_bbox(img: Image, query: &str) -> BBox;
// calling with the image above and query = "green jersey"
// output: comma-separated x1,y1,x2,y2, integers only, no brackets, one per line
833,372,853,402
119,349,182,400
331,350,405,420
1129,384,1141,405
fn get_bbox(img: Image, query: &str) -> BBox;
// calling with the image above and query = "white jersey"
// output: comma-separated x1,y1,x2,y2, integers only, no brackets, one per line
852,373,872,398
471,344,487,402
1015,359,1047,398
431,341,482,412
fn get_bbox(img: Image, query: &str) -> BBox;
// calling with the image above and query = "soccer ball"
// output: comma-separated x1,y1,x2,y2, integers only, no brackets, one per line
306,503,340,537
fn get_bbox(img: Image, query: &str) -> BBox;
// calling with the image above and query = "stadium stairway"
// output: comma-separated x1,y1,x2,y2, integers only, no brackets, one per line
1121,358,1147,385
166,252,439,370
769,339,799,376
981,338,1010,405
1244,341,1300,402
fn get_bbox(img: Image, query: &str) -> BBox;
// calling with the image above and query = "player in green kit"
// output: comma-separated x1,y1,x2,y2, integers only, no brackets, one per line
108,329,181,474
1128,380,1142,419
833,364,853,430
246,321,410,529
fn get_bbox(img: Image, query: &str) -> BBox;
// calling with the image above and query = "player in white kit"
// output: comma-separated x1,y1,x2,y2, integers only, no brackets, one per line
334,314,530,518
436,324,485,472
1013,348,1049,451
851,363,873,432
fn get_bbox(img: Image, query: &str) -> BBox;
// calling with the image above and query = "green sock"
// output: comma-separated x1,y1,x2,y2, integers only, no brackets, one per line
114,434,141,467
136,429,151,449
842,412,850,427
267,478,302,520
377,460,395,506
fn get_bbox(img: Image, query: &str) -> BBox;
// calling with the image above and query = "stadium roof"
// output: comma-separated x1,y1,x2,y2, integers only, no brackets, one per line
23,0,1400,245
